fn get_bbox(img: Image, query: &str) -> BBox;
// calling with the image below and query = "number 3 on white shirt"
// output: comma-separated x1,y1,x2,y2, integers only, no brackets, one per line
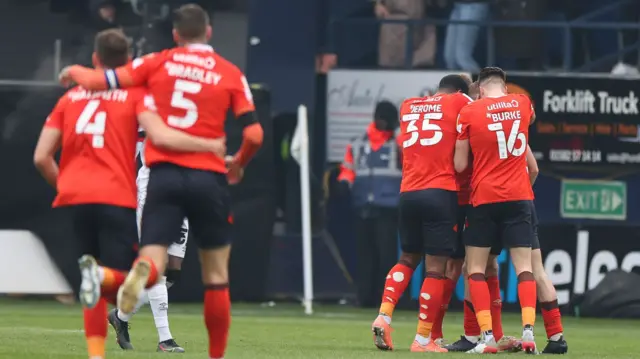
168,79,202,129
488,120,526,159
402,113,443,148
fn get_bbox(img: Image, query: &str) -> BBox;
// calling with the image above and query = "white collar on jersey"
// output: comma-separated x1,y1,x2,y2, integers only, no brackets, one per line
186,43,214,52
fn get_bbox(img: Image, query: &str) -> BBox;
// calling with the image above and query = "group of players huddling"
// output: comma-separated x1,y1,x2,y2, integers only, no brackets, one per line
370,71,569,354
34,4,262,359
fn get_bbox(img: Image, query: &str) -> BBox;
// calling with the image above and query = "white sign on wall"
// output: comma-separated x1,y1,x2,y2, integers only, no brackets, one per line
326,69,470,162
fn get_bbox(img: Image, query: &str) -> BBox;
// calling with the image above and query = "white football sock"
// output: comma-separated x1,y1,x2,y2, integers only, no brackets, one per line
118,289,149,322
414,334,430,346
148,276,173,342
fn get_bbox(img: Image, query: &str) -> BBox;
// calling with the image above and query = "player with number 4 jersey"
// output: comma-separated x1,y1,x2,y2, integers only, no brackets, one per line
34,28,226,359
59,5,263,359
454,67,537,354
371,75,472,353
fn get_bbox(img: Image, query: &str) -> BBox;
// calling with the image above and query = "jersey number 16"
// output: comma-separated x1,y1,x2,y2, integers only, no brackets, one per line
488,120,526,159
402,113,443,148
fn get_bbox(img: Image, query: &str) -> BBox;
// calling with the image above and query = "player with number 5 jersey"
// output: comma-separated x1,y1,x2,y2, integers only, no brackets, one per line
454,67,538,354
59,5,263,359
34,28,227,359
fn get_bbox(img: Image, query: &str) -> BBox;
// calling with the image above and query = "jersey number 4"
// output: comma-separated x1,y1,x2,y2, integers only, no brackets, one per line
488,120,526,159
76,100,106,148
402,113,443,148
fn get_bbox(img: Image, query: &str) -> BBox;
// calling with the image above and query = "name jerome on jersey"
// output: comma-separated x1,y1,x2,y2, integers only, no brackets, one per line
543,90,639,115
165,53,222,85
68,89,128,103
409,103,442,113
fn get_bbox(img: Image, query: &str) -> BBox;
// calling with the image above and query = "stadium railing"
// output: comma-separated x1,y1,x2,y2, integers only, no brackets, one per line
328,0,640,72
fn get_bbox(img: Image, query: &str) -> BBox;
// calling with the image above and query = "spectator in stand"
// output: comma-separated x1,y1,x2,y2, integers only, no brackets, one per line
90,0,119,31
494,0,547,70
375,0,436,68
443,0,489,72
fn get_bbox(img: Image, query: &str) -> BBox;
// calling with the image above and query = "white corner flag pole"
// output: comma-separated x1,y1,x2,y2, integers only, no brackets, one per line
296,104,314,315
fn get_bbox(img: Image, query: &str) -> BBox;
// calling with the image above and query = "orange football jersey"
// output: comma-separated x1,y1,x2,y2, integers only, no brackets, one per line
111,44,255,173
45,86,153,208
457,93,534,206
399,92,472,193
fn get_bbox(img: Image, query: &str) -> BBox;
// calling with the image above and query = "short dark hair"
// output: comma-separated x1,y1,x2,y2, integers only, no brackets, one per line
478,67,507,85
438,74,470,95
94,29,130,69
173,4,209,41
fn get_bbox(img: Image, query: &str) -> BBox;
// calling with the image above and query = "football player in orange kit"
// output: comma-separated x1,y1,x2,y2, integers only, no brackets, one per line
35,28,225,359
454,67,537,354
59,5,263,359
371,74,472,352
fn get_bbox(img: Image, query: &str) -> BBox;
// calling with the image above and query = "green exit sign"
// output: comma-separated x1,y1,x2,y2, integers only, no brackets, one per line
561,180,627,220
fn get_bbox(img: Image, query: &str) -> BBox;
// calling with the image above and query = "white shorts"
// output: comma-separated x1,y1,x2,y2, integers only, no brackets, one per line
137,165,189,259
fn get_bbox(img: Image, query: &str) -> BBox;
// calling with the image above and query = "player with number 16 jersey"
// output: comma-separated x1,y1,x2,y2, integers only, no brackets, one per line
456,93,534,206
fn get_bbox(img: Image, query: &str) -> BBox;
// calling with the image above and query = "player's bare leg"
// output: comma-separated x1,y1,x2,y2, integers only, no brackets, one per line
464,246,498,354
533,249,568,354
118,245,165,314
430,258,463,347
200,245,231,359
110,254,185,352
410,254,448,353
372,252,421,351
510,247,537,354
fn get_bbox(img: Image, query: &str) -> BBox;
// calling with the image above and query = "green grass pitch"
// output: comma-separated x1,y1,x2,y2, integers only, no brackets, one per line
0,297,636,358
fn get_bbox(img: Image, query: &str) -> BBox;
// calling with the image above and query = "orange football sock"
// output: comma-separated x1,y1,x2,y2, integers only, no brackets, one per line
430,278,455,340
100,267,126,295
204,284,231,359
541,300,564,339
378,263,414,318
468,273,492,333
517,272,537,327
487,276,503,340
83,297,107,359
416,274,445,339
463,300,481,337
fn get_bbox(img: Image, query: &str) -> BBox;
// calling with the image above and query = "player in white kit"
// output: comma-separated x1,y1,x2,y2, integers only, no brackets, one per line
107,134,188,353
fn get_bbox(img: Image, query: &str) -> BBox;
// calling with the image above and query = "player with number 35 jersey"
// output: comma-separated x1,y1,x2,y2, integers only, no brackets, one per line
371,75,472,354
59,5,263,359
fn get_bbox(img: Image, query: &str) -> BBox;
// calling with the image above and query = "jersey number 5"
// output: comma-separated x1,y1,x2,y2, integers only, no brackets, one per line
488,120,526,159
402,113,443,148
168,79,202,129
76,100,106,148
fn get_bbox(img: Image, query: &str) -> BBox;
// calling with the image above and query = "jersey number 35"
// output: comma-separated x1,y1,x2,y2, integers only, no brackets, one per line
401,113,443,148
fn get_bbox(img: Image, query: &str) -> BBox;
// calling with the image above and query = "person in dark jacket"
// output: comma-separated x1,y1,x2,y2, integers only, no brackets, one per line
337,100,402,307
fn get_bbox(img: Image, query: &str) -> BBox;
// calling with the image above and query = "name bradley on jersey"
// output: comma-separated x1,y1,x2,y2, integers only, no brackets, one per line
165,61,222,85
543,90,639,115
